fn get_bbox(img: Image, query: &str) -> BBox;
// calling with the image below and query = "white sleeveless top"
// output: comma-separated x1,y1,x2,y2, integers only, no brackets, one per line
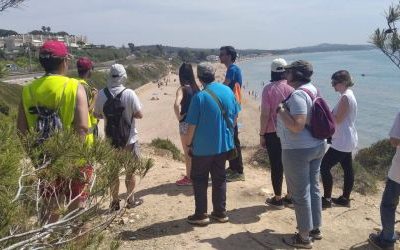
331,89,358,153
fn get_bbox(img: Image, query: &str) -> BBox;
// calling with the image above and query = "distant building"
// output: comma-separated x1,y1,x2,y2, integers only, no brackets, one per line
206,55,219,62
0,34,88,51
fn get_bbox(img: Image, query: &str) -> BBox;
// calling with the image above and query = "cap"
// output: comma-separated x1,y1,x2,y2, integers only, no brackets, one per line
77,57,93,71
271,58,287,73
285,60,313,78
110,63,127,78
197,62,215,78
39,40,69,58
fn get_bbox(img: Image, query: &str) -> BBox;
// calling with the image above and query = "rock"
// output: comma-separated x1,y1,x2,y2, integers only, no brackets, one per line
117,218,127,225
135,214,140,219
258,188,270,196
129,220,135,223
252,161,259,166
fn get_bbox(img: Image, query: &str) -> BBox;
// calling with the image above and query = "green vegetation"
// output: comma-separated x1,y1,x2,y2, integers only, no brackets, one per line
0,28,18,36
150,138,183,161
70,47,130,63
0,112,153,248
0,82,22,115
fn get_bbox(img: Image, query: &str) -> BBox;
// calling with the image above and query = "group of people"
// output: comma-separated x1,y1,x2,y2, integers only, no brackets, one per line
174,46,400,249
17,40,144,222
15,40,400,249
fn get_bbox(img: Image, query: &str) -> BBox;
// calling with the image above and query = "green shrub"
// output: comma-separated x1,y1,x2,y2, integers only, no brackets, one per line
355,139,396,178
150,138,183,161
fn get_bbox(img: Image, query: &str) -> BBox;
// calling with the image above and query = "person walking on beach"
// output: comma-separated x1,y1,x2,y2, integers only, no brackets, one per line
94,63,144,211
219,45,244,182
185,62,240,225
17,41,91,222
321,70,358,209
368,111,400,250
260,58,294,209
277,60,326,248
76,57,99,140
174,63,200,186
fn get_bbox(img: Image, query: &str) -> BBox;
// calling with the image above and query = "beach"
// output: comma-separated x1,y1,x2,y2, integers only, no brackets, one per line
103,63,386,250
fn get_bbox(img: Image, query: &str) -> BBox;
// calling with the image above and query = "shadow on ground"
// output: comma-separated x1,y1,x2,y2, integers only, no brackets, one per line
119,217,193,241
228,205,267,224
131,183,193,198
200,229,295,250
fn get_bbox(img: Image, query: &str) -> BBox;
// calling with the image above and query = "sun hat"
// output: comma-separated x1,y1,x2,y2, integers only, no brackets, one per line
271,58,287,73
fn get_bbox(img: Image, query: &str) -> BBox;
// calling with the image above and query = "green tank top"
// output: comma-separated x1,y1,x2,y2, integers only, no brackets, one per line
22,75,93,146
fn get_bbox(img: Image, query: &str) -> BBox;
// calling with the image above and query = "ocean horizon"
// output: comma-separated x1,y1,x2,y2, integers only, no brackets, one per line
238,49,400,149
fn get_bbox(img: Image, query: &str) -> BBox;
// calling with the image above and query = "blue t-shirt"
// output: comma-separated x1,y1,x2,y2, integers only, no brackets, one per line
225,64,242,90
185,82,240,156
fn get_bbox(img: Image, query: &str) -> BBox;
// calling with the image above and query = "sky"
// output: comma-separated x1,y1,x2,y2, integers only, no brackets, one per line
0,0,396,50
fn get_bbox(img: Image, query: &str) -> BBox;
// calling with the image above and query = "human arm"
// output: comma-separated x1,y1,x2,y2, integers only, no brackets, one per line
333,95,349,124
173,87,184,121
130,90,143,120
93,90,104,119
17,100,28,136
74,84,89,137
259,91,270,147
389,112,400,147
277,92,307,133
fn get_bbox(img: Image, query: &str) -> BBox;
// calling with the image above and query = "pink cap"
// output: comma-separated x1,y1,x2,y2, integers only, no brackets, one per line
40,40,69,57
77,57,93,71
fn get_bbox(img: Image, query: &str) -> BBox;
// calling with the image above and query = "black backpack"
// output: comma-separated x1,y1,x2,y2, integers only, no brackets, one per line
28,84,65,147
103,88,131,148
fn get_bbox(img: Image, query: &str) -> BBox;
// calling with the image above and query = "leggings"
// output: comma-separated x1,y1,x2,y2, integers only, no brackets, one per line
265,132,284,196
320,147,354,199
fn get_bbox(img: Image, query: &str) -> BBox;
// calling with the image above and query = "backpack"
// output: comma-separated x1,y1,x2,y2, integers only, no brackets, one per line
300,88,335,140
28,84,65,147
103,88,131,148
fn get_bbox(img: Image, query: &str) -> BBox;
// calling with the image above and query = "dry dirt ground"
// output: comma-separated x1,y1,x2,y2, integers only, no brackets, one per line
100,65,392,250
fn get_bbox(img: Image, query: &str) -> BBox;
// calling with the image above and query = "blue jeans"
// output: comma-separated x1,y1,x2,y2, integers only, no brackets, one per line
380,178,400,243
282,143,325,233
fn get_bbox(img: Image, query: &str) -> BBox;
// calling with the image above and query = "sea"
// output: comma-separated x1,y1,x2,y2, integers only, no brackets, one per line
238,49,400,149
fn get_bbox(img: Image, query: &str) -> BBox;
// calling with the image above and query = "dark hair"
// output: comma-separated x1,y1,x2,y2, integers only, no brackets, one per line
198,74,215,84
179,63,200,92
39,56,65,74
287,68,312,84
78,68,91,77
220,46,237,62
331,70,354,87
271,72,285,82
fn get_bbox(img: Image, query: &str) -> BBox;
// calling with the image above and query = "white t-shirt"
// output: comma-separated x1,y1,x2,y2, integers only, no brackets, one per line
331,89,358,153
388,112,400,184
94,85,142,145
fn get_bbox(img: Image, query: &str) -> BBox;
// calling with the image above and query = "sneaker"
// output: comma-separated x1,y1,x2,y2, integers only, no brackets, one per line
310,228,323,240
210,211,229,223
332,196,350,207
227,172,245,182
322,197,332,209
368,233,395,250
110,200,120,211
265,197,285,210
126,197,143,209
187,214,210,226
176,176,192,186
283,233,313,249
283,195,294,208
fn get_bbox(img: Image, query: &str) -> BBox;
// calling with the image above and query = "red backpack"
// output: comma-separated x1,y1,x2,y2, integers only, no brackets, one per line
300,88,335,140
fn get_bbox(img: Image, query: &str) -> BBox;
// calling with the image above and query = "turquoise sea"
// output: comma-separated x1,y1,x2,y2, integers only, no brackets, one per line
238,50,400,149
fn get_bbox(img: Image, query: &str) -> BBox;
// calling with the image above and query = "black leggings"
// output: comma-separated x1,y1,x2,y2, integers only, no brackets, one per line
320,147,354,199
265,132,284,197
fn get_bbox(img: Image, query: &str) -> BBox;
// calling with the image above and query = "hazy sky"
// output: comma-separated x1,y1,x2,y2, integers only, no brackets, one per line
0,0,395,49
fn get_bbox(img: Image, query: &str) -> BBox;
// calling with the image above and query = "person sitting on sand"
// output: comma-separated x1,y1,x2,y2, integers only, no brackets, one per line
219,45,245,182
321,70,358,209
94,64,144,211
174,63,200,186
260,58,294,209
369,111,400,250
185,62,240,226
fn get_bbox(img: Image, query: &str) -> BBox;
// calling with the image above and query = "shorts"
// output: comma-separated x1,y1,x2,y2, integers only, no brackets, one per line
40,165,94,203
179,122,189,135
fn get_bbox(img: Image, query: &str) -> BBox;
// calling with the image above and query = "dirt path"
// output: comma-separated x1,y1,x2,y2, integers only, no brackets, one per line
101,64,387,250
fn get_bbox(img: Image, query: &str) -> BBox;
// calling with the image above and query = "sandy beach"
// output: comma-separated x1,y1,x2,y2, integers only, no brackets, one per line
99,63,386,250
